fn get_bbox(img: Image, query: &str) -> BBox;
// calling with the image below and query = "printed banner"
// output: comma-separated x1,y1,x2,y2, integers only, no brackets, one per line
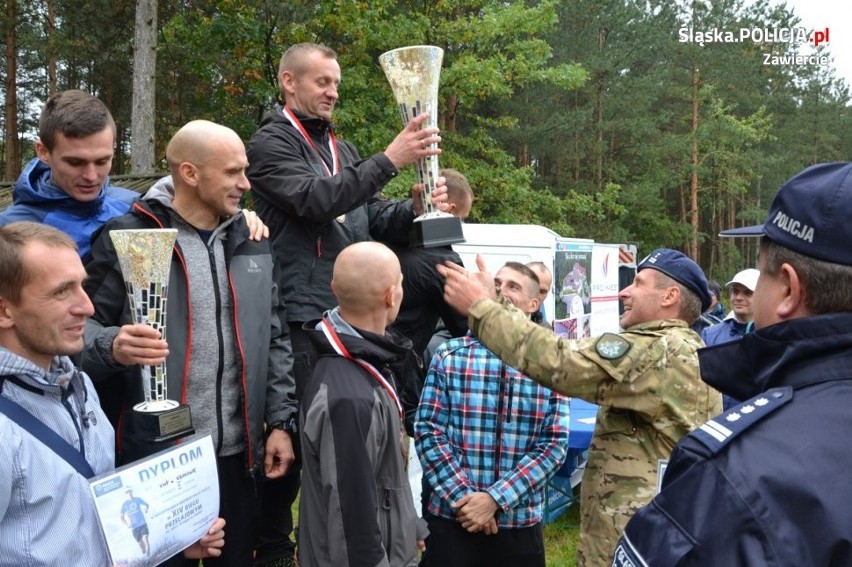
89,435,219,567
553,242,621,338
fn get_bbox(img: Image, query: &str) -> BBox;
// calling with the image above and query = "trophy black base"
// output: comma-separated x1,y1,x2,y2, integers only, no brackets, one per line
134,403,194,444
411,215,466,248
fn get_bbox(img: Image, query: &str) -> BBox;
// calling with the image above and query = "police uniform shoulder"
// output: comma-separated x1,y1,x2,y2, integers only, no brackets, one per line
689,386,792,455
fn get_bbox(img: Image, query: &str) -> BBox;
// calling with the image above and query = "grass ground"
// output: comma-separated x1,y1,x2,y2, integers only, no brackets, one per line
543,496,581,566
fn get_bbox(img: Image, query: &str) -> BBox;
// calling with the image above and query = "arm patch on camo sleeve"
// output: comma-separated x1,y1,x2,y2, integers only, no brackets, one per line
595,333,632,360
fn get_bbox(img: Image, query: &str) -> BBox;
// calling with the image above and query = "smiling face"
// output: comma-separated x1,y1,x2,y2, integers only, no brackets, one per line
35,128,115,202
281,50,341,120
729,283,755,323
495,266,540,315
618,268,669,329
0,242,93,370
194,136,251,222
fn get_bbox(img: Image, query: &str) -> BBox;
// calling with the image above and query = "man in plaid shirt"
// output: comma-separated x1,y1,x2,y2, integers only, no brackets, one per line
415,262,569,567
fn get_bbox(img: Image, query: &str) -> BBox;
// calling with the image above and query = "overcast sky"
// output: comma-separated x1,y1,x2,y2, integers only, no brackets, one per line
776,0,851,86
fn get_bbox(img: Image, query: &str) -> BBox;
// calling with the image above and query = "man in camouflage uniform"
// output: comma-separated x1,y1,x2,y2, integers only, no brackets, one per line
438,249,722,567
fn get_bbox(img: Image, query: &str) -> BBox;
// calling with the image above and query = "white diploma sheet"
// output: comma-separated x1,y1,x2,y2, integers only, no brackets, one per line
89,435,219,566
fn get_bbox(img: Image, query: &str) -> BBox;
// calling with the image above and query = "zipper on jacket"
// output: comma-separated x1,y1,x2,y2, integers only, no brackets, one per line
383,487,392,552
61,382,87,461
494,363,507,481
506,374,515,424
316,235,322,258
209,244,226,454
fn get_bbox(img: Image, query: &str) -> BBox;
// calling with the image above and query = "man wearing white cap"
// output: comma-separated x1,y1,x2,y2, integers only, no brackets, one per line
700,269,759,348
700,268,759,409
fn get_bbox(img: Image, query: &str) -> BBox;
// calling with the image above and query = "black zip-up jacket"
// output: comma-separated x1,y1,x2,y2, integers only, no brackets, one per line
246,106,417,323
388,244,469,357
81,197,296,475
615,312,852,566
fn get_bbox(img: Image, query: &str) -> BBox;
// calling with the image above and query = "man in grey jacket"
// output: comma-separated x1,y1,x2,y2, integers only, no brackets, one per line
299,242,427,567
83,121,295,567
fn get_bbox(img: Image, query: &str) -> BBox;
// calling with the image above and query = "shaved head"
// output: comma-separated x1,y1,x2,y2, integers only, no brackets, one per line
527,261,552,302
332,242,403,331
165,120,250,229
166,120,243,173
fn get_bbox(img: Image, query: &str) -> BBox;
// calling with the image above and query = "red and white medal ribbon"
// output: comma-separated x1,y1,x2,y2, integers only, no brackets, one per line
320,318,403,419
281,106,340,176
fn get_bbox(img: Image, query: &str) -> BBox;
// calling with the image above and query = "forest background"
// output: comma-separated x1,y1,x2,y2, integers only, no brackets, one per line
2,0,850,282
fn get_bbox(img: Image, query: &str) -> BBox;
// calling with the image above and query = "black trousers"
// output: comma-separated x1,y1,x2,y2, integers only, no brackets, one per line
162,452,259,567
420,517,545,567
253,322,315,564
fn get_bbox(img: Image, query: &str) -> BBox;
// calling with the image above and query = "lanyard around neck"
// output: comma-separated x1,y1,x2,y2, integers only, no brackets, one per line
281,106,340,176
319,318,403,419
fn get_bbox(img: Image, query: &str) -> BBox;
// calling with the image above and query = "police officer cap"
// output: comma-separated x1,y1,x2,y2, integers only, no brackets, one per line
638,249,712,311
720,162,852,265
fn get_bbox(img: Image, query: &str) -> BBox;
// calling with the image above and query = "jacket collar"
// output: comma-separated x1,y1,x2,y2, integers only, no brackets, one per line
276,105,334,137
699,312,852,400
306,310,411,367
14,157,109,213
136,177,246,241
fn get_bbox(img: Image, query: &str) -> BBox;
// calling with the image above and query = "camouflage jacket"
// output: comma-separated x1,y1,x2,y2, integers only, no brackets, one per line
469,299,722,567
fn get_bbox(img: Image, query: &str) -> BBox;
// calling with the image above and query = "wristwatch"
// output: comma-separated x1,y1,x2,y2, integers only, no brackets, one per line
269,415,298,435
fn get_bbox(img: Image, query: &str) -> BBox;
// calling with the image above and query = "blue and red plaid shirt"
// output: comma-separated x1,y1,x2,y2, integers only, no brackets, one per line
415,335,569,528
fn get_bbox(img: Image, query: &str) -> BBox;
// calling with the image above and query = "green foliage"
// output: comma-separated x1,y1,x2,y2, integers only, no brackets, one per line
2,0,850,277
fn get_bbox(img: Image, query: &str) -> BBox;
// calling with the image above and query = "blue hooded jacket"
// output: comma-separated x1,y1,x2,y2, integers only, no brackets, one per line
0,158,138,257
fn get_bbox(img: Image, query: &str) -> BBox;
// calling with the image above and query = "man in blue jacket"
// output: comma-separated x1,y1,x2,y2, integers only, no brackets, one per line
613,162,852,566
0,90,137,257
700,268,758,348
700,268,759,409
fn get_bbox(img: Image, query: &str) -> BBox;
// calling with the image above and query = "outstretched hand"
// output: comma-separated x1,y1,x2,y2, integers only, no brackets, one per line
437,254,496,316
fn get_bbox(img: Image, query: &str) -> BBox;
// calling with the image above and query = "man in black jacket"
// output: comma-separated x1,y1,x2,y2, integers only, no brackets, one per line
83,120,296,567
613,162,852,566
390,168,472,360
389,169,473,435
247,42,447,566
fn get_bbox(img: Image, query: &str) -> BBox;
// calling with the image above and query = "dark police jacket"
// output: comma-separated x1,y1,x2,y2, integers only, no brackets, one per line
613,312,852,566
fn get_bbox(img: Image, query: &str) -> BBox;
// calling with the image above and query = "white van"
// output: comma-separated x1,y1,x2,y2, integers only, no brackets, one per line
453,223,636,333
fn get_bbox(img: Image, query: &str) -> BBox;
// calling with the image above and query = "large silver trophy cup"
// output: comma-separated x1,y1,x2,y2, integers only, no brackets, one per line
110,229,194,443
380,45,465,248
